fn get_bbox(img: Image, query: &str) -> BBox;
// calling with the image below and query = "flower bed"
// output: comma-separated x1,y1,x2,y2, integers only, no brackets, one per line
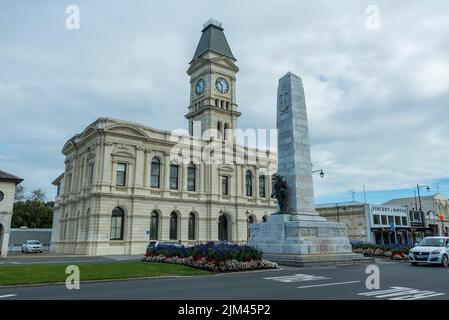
143,242,278,272
352,243,410,260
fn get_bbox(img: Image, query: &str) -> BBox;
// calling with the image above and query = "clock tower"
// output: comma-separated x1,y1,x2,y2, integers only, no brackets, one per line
186,19,241,140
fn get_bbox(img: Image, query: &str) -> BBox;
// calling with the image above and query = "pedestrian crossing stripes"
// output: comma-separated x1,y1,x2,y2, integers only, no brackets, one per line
264,273,330,283
358,286,445,300
0,294,17,299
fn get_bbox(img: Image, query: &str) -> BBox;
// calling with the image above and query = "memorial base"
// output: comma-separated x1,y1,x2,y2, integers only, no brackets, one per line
248,213,371,266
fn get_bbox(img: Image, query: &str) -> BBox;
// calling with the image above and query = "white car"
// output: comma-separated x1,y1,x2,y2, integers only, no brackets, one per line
21,240,43,253
409,237,449,267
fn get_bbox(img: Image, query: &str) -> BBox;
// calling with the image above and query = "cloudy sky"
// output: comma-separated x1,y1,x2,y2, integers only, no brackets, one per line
1,0,448,204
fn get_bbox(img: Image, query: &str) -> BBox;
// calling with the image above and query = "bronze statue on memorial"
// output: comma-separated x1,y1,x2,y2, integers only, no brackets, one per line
271,175,288,214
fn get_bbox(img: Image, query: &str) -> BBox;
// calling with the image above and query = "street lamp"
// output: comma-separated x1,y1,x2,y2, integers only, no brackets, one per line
312,169,325,178
416,184,430,234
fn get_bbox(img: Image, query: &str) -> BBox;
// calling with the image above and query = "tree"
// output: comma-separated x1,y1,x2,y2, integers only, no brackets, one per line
12,200,53,228
14,184,26,202
30,189,47,202
12,188,53,228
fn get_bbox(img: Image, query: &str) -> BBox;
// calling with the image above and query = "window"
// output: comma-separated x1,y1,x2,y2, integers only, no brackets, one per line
395,216,401,226
88,163,94,185
373,215,380,225
187,164,196,192
170,164,179,190
401,216,407,226
226,101,230,110
224,123,229,141
169,212,178,240
110,207,124,240
150,211,159,240
259,175,266,198
381,215,387,225
217,122,222,139
56,184,61,196
150,157,161,188
79,164,84,188
413,211,421,221
245,170,253,197
188,212,196,240
222,176,229,195
66,174,72,192
116,163,126,186
262,215,268,222
388,216,394,225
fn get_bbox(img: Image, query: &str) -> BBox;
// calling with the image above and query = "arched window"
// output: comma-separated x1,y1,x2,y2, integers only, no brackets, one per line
245,170,253,197
224,123,229,141
259,175,266,198
218,214,229,241
262,215,268,222
247,215,256,240
187,163,196,192
170,212,179,240
84,208,90,241
188,212,196,240
110,207,124,240
150,157,161,188
170,163,179,190
217,122,222,139
150,211,159,240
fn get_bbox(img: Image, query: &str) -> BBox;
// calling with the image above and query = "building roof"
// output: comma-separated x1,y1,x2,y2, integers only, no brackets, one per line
191,19,236,62
315,201,365,209
52,173,64,185
0,169,23,184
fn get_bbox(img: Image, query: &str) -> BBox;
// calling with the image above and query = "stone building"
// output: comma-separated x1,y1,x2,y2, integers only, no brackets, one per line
50,19,277,256
316,202,368,243
0,170,23,258
383,193,449,237
316,201,413,246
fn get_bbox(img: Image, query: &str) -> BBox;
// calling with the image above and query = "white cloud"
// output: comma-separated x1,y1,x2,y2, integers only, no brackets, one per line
0,1,448,202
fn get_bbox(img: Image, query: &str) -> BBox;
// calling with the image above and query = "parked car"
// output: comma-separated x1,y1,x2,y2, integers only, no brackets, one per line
146,241,184,254
409,237,449,267
21,240,43,253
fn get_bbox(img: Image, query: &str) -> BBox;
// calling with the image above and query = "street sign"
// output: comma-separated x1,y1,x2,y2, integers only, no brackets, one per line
389,223,395,232
439,215,444,221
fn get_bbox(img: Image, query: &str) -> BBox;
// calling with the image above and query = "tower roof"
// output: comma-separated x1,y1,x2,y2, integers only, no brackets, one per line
0,169,23,184
191,19,236,62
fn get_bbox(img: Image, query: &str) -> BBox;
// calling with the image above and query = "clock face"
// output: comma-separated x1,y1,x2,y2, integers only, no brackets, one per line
195,79,205,95
215,77,229,94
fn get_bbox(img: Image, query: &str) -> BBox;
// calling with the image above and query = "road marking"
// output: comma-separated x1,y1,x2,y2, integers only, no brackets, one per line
0,294,17,299
358,286,445,300
264,273,330,283
297,281,360,289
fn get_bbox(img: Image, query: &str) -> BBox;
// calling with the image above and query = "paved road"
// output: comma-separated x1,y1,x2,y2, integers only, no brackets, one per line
0,254,142,265
0,259,448,300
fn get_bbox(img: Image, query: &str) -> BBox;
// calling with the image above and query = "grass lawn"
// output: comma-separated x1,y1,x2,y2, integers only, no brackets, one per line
0,261,210,286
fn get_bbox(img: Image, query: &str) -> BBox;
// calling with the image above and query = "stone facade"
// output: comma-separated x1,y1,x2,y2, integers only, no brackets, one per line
0,171,23,258
50,21,277,256
316,202,368,242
